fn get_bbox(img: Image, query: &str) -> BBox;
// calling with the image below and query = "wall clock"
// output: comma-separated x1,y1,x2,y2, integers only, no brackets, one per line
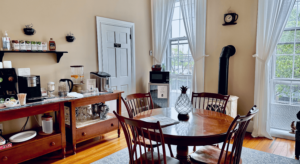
223,13,238,26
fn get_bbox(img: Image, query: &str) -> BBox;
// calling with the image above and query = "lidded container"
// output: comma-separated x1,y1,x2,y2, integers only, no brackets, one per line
90,72,111,92
47,82,55,97
70,65,84,84
42,114,53,134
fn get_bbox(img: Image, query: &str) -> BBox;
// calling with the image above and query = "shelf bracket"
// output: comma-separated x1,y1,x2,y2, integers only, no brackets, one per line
56,52,64,63
0,52,4,63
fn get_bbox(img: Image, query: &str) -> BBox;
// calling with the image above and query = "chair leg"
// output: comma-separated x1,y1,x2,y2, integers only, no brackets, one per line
193,145,196,152
168,144,174,157
148,147,150,151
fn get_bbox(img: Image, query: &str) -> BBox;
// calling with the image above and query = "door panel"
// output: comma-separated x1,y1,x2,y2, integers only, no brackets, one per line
101,24,132,98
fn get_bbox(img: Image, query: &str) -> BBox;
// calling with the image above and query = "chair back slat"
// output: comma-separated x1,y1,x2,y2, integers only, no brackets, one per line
122,92,154,118
114,111,167,164
191,92,230,114
218,106,259,164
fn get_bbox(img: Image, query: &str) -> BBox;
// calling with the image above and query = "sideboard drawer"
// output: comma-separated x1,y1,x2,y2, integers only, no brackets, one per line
0,134,62,164
76,118,118,142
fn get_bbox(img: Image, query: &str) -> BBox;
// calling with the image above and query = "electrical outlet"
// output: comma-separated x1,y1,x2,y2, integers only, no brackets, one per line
0,124,3,133
149,50,153,56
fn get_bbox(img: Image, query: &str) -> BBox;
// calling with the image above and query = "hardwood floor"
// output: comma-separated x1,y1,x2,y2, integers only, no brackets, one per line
23,131,296,164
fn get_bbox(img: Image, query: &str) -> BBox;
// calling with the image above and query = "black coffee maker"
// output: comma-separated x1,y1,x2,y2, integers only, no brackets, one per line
18,75,43,103
0,68,18,100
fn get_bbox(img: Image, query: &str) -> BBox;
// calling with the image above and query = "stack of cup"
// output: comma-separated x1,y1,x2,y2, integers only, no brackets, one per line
17,93,27,106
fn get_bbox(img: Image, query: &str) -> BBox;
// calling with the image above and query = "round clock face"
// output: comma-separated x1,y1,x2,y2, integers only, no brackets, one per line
225,15,233,23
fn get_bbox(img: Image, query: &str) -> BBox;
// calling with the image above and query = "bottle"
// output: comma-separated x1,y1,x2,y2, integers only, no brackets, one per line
49,38,56,51
2,31,10,51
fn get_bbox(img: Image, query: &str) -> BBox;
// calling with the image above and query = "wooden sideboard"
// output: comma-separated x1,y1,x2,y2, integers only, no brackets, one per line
0,90,123,163
65,90,123,154
0,102,66,164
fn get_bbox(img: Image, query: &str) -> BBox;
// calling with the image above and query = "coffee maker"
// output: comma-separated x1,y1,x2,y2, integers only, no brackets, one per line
0,68,18,100
18,75,43,103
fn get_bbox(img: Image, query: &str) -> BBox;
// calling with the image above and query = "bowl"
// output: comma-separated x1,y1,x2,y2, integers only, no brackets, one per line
4,98,19,107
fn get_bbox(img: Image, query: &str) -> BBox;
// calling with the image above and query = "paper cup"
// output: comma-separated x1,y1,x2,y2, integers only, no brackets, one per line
17,93,27,106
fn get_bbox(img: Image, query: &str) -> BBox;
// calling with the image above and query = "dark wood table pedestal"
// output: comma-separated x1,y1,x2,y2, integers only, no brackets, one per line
176,145,190,163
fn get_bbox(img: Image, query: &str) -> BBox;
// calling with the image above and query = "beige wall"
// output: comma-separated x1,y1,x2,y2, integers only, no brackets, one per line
205,0,258,115
0,0,152,135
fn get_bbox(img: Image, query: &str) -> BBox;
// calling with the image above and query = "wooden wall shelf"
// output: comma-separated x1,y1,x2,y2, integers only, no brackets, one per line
0,51,68,63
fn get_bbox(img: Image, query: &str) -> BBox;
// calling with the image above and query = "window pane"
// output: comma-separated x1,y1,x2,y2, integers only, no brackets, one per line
173,7,180,20
179,40,188,44
274,84,290,104
276,44,294,54
179,20,186,37
297,2,300,27
179,44,189,54
296,44,300,54
175,1,180,7
296,30,300,41
292,84,300,105
294,55,300,78
286,4,297,28
172,20,179,38
275,55,293,78
171,40,178,45
279,30,294,43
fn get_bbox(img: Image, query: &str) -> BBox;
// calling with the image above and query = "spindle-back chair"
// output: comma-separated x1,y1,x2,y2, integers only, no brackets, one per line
191,92,230,114
190,106,259,164
114,111,180,164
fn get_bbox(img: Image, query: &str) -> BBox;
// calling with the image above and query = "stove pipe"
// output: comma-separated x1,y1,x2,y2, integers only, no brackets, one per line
218,45,236,95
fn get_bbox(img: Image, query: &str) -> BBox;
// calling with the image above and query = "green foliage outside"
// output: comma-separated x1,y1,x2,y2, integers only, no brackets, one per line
170,44,194,75
275,3,300,103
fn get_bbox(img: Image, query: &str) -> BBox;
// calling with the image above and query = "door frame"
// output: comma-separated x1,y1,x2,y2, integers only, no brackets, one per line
96,16,136,94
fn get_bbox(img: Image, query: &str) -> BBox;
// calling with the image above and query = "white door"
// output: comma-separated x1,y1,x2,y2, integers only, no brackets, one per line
101,24,132,97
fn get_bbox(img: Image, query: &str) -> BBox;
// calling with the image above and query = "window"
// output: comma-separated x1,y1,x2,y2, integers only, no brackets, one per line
270,1,300,131
162,1,194,107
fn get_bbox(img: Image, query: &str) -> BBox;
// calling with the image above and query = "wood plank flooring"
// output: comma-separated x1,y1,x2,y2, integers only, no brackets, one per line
23,131,297,164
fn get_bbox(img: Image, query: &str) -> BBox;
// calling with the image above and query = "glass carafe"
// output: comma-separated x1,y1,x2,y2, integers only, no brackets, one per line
70,65,84,84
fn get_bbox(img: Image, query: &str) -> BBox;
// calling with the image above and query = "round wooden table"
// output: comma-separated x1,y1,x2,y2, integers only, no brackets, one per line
134,107,234,163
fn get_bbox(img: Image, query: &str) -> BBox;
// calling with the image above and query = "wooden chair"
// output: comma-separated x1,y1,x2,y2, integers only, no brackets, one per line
122,92,174,157
189,105,259,164
191,92,230,114
122,92,154,118
191,92,230,151
113,111,180,164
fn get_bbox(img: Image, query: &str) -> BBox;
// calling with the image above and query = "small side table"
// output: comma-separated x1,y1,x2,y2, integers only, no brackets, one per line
295,122,300,160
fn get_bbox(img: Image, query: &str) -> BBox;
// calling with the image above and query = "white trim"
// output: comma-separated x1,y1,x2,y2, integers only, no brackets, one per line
96,16,136,94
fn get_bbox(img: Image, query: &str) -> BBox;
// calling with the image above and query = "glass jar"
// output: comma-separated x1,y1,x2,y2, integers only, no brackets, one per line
47,82,55,97
70,65,84,84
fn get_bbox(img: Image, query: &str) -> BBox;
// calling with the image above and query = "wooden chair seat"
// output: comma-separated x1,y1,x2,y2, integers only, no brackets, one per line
135,151,180,164
190,146,242,164
133,136,162,148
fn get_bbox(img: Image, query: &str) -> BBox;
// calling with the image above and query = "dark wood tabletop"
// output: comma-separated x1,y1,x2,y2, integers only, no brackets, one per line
135,107,234,145
134,107,234,163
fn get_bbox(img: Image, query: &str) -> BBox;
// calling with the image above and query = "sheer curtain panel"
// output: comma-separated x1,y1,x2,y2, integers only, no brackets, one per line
252,0,295,139
151,0,176,64
180,0,206,92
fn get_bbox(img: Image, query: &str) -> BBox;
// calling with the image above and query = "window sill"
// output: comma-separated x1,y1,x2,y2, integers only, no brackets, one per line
270,128,295,140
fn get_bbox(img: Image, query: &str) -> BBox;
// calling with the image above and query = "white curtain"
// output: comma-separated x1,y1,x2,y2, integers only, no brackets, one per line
252,0,295,139
151,0,176,64
180,0,206,92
